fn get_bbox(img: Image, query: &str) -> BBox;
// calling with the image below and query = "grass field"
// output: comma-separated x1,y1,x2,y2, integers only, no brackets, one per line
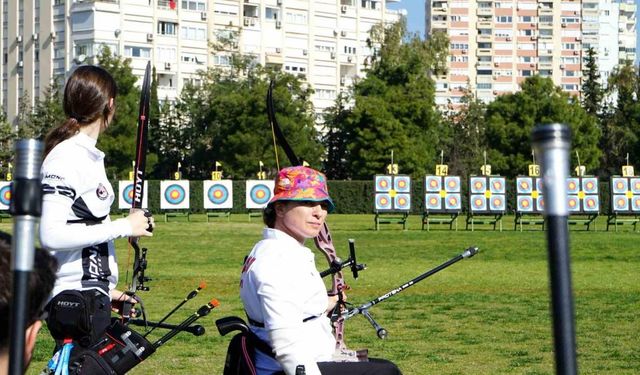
3,214,638,375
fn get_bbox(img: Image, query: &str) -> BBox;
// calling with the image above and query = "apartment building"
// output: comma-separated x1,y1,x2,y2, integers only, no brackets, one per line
426,0,637,106
1,0,403,126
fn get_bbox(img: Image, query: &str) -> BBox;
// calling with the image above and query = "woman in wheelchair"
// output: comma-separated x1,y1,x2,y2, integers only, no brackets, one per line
239,166,401,375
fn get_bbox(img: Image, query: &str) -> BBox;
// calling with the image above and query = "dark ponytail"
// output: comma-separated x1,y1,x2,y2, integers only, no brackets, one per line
44,65,117,158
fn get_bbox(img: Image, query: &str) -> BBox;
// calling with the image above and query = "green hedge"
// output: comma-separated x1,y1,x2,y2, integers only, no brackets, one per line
109,178,616,215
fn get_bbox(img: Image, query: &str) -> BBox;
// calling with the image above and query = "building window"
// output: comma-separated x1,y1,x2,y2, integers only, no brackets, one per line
521,70,532,77
344,46,356,54
495,16,512,23
181,26,206,40
158,21,178,36
265,7,280,20
213,55,231,66
181,0,205,11
477,83,492,89
124,46,151,58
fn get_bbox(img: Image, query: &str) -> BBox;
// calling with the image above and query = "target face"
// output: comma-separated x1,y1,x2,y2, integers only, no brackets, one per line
425,176,441,192
425,194,441,210
567,196,580,212
470,177,486,194
375,175,392,192
160,180,190,209
583,196,599,212
517,196,533,212
612,178,628,194
394,176,411,193
632,196,640,212
537,197,545,211
118,181,148,209
631,178,640,194
490,195,506,211
470,195,487,212
246,180,274,209
375,194,392,210
204,180,233,209
517,177,533,194
567,179,579,194
445,194,461,211
613,195,629,212
582,178,598,194
444,176,461,192
394,194,411,211
0,182,10,210
490,177,505,194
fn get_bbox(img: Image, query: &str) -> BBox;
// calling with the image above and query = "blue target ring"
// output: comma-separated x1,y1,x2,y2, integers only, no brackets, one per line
208,184,229,204
122,184,134,205
164,184,186,205
250,184,271,205
0,185,10,206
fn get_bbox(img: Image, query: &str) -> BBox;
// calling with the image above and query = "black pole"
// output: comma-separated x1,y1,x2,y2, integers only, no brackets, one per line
532,123,578,375
8,139,43,375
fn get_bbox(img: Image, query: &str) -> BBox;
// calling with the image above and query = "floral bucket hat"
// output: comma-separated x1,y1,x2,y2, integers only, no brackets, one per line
268,166,335,212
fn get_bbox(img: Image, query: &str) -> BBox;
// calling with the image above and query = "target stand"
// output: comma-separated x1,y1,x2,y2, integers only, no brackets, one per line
514,176,545,231
566,177,599,231
606,175,640,232
422,175,461,231
204,180,232,222
466,176,506,231
373,175,411,231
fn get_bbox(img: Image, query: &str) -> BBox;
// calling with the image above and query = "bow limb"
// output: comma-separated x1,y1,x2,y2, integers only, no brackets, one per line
123,61,152,320
267,80,350,353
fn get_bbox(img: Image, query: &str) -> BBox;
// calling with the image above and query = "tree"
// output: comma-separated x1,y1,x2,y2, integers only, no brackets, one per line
440,87,488,181
96,47,158,179
322,92,353,179
344,22,448,179
485,76,601,177
581,48,603,117
26,81,65,140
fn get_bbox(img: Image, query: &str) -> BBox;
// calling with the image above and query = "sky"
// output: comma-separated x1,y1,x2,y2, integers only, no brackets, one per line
386,0,639,64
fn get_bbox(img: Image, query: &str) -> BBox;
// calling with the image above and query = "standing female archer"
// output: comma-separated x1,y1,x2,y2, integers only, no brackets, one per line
39,65,154,345
240,166,401,375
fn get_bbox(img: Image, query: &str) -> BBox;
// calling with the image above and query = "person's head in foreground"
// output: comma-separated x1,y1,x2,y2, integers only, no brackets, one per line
0,232,57,374
263,166,335,243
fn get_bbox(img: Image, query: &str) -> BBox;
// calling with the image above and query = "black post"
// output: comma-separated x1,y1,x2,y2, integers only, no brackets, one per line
532,124,578,375
8,139,43,375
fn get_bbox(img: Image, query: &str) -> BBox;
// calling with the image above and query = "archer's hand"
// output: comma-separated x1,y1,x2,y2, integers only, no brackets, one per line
127,209,154,237
111,289,139,317
326,291,347,314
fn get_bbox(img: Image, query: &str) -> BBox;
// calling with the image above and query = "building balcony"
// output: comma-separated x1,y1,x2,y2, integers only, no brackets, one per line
537,8,553,16
477,21,493,28
431,20,447,29
538,22,553,29
538,49,554,56
538,62,553,69
620,3,636,12
476,61,493,68
477,8,493,16
478,34,493,43
477,48,492,56
432,7,448,14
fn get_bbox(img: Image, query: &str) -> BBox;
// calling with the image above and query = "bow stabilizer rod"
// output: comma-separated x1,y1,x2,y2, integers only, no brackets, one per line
342,247,479,337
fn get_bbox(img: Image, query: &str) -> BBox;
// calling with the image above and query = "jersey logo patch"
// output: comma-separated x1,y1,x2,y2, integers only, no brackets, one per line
96,183,108,200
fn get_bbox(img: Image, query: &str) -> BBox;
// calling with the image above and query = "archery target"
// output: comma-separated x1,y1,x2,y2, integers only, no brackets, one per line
631,178,640,194
425,176,441,192
375,175,392,192
375,194,392,210
489,177,505,194
394,194,411,211
612,178,628,194
118,181,148,209
444,176,460,192
583,195,599,212
567,196,580,212
537,196,545,211
613,195,629,212
582,178,598,194
0,182,10,210
489,195,506,212
394,176,411,193
160,180,190,209
425,194,441,210
632,196,640,212
517,177,533,194
470,177,486,194
246,180,274,209
517,196,534,212
445,194,461,210
567,178,579,194
536,178,544,193
203,180,233,209
470,195,487,212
